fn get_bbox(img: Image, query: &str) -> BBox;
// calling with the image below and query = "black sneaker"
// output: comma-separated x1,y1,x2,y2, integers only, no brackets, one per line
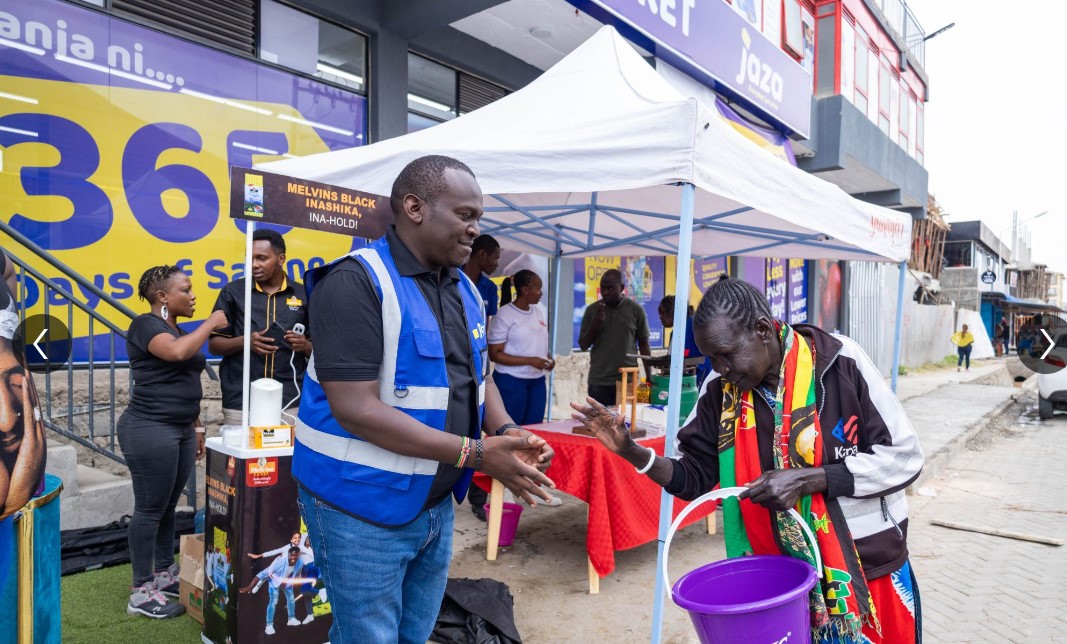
471,504,487,522
127,583,186,619
154,565,180,598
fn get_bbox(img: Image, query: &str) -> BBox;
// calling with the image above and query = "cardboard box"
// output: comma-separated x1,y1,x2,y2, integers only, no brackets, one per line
248,424,293,449
178,533,206,624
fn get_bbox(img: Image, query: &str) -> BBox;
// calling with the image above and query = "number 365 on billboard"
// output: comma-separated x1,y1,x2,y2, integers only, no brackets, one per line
0,0,370,360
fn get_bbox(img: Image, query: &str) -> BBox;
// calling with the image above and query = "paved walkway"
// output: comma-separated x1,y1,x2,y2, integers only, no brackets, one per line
908,400,1067,643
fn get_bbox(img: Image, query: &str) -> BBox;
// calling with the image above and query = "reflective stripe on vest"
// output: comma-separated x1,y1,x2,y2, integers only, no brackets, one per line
292,236,487,526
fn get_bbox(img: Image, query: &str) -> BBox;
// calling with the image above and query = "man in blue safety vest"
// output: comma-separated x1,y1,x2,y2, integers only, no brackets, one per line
292,155,556,644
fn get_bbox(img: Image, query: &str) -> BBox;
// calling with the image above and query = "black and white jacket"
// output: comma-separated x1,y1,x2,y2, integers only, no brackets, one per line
665,324,924,580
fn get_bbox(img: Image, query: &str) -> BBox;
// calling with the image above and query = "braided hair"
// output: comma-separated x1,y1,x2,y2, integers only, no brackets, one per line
692,275,773,332
137,265,184,304
500,269,537,306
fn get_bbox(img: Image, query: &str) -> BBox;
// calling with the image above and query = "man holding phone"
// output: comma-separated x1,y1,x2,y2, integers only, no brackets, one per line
210,229,312,425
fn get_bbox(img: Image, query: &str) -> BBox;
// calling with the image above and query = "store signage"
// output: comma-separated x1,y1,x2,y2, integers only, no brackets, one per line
230,168,391,237
0,0,368,362
572,0,811,137
981,270,997,284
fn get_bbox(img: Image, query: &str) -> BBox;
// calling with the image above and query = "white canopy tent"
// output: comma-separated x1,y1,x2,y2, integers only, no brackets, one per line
257,25,912,643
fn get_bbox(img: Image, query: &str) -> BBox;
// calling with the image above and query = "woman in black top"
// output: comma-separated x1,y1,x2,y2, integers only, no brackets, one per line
121,265,227,619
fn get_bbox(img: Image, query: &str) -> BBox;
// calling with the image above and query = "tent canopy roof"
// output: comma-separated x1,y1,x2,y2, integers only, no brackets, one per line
259,26,911,263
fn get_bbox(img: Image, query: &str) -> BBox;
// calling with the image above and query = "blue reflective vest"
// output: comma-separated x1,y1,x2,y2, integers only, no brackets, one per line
292,236,488,526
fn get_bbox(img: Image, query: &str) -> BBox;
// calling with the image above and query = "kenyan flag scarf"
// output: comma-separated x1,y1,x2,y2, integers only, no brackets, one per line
717,321,877,641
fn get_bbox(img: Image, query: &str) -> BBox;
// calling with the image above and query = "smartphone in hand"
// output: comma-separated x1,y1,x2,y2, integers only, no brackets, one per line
262,320,292,350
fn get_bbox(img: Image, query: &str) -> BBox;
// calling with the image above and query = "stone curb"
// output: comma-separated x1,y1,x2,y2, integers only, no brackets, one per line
909,391,1023,492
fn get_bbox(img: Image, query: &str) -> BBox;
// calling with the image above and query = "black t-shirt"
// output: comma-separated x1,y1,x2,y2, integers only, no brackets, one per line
126,314,206,426
308,227,478,512
211,278,309,410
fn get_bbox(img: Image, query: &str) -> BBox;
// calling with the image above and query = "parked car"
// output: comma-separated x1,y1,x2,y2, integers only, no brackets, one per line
1036,328,1067,419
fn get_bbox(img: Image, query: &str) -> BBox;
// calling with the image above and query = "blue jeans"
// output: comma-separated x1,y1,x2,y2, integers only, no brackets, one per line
957,344,972,369
266,583,295,626
493,372,547,424
297,486,454,644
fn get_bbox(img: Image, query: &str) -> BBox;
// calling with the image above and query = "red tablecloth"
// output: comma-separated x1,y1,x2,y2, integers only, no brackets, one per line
474,421,716,578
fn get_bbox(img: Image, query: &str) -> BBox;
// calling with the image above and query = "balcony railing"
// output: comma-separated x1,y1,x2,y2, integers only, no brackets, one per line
876,0,926,69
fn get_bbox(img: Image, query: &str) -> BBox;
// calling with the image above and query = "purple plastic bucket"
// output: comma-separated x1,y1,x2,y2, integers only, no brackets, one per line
485,502,523,546
672,554,817,644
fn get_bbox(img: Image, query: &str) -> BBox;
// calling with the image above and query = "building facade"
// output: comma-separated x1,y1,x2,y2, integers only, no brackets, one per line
1,0,931,365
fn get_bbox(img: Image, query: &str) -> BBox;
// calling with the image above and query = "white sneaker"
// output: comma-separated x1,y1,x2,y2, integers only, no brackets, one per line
287,617,300,626
302,614,315,624
265,625,276,635
317,588,328,603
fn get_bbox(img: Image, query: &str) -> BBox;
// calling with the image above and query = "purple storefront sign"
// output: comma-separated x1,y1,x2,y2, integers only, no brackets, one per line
695,256,728,292
787,258,808,325
765,258,787,320
572,0,811,137
739,257,766,292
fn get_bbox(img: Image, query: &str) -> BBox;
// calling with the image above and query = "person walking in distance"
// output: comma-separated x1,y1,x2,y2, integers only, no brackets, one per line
952,324,975,372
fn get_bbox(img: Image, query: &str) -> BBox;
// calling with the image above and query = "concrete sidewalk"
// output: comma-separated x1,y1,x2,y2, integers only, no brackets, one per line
907,395,1067,642
446,357,1034,642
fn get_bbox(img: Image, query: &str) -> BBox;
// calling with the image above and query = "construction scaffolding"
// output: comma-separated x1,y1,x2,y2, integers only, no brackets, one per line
909,194,950,304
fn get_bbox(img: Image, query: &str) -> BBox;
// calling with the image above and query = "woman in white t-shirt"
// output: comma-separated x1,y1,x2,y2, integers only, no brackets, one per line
487,270,554,424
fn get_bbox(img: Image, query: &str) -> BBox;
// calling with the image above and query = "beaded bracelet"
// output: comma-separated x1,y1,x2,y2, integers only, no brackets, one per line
474,439,484,471
456,437,472,468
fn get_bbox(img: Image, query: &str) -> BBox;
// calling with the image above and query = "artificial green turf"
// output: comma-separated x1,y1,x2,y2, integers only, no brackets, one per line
62,563,203,643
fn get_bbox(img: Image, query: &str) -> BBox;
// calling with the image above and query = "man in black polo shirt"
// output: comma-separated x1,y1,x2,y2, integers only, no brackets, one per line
209,229,311,424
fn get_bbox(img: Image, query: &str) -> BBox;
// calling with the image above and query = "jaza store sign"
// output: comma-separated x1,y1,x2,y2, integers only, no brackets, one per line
577,0,811,137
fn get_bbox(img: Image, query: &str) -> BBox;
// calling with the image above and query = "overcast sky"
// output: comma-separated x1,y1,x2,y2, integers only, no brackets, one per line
908,0,1067,275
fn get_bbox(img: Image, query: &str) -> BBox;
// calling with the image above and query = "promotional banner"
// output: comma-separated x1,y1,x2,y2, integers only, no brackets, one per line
690,255,728,310
765,257,787,320
787,258,808,325
739,257,767,293
573,256,665,348
205,450,331,643
0,0,368,361
230,167,391,238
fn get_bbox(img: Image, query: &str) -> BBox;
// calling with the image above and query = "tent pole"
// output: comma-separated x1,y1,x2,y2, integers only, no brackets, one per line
546,244,562,421
241,222,255,446
891,260,907,393
651,183,696,644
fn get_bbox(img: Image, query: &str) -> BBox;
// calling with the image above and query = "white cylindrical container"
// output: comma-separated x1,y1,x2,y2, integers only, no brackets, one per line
248,378,283,427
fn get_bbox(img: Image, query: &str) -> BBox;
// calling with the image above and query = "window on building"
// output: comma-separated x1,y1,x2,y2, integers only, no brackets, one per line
898,85,909,149
854,27,869,114
840,16,854,104
260,1,367,93
916,102,925,165
889,67,900,142
316,21,367,92
408,53,458,122
406,55,509,131
878,60,890,134
815,14,837,97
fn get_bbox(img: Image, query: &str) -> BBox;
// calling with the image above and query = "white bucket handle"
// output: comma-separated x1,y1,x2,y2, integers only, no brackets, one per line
662,486,824,595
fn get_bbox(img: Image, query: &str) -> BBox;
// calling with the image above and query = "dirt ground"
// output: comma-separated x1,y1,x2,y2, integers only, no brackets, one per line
447,490,720,644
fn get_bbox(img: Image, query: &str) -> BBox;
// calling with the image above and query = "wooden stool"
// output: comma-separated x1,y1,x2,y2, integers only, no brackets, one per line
616,367,645,438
